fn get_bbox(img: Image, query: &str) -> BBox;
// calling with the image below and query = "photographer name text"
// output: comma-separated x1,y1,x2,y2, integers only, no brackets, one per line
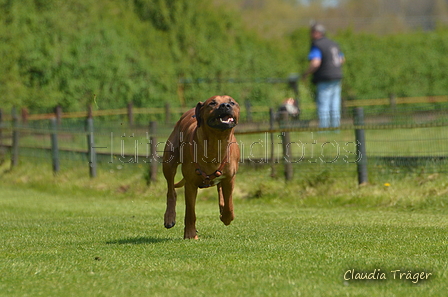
344,269,432,284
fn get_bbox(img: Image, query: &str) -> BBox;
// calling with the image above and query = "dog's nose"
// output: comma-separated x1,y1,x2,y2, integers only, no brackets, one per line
219,103,232,111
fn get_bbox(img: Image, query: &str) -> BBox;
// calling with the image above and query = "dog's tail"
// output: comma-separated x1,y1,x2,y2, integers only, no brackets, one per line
174,178,186,188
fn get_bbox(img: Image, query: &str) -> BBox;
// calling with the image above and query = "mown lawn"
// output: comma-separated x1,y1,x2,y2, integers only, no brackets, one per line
1,180,447,297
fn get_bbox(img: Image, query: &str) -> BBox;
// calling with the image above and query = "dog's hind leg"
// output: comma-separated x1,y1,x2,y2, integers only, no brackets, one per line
217,183,225,216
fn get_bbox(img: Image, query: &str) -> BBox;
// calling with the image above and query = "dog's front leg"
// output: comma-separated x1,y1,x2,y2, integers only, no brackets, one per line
164,186,177,229
163,162,178,229
219,178,235,226
184,182,199,239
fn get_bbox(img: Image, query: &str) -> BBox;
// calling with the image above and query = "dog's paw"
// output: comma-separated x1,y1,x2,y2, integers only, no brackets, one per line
164,212,176,229
220,212,234,226
184,228,198,239
164,221,176,229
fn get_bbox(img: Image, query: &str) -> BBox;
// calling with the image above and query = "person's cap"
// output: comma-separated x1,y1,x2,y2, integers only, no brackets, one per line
311,23,326,34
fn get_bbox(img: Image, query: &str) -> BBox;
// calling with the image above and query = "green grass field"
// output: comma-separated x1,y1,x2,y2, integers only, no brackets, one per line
1,160,447,296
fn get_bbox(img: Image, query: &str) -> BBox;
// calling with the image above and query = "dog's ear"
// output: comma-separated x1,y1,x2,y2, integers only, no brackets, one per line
195,102,204,127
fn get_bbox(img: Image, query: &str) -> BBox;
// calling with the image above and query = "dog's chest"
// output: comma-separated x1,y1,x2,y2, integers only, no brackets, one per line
211,174,226,185
198,173,227,188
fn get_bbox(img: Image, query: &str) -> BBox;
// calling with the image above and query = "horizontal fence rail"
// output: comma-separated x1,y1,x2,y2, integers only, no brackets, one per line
1,95,448,123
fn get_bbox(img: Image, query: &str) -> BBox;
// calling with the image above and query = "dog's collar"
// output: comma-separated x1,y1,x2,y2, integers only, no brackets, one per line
194,154,228,188
190,127,229,188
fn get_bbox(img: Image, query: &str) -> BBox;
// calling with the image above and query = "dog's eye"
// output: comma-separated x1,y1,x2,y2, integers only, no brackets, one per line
229,101,236,106
208,101,217,106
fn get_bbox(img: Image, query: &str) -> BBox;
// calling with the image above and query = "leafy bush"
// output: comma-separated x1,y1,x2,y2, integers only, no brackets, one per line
0,0,446,113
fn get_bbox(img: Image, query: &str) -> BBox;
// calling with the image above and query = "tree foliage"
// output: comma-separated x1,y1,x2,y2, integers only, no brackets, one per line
0,0,447,113
0,0,290,112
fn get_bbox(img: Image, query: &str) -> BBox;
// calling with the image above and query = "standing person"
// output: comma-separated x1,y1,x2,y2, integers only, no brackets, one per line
302,23,345,128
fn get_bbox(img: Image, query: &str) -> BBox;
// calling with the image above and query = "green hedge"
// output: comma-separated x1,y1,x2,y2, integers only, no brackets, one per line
339,28,448,100
0,0,447,113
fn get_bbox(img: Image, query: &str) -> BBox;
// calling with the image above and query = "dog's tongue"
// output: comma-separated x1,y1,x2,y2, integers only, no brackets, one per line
220,115,234,123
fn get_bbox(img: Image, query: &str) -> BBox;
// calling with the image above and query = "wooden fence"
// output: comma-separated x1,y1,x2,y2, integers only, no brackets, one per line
1,109,368,184
1,95,448,185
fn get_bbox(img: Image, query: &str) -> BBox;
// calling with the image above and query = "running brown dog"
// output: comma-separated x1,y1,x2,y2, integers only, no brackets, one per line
162,95,240,239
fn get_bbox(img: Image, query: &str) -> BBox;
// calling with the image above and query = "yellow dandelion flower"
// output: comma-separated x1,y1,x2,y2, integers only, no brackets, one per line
384,183,391,187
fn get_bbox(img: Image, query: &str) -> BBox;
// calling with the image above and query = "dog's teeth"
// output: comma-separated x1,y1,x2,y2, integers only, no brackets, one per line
220,117,234,124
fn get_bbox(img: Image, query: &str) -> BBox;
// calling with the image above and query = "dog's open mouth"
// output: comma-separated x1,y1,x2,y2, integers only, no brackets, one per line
219,114,235,124
207,112,237,130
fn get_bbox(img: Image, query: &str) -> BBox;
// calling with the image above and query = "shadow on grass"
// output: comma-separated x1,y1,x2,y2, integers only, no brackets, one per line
106,236,172,245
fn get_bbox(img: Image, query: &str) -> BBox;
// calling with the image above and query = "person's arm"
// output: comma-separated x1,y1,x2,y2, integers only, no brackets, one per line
302,46,322,81
302,58,321,81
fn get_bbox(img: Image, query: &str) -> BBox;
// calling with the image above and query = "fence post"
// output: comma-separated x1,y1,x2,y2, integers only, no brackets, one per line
21,107,28,125
50,117,60,174
165,103,171,124
11,107,19,169
281,131,293,182
148,121,158,185
54,105,62,125
86,106,97,178
279,111,293,181
280,111,293,181
245,100,252,123
269,108,276,178
354,107,368,185
87,103,94,119
127,102,134,126
389,93,396,113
